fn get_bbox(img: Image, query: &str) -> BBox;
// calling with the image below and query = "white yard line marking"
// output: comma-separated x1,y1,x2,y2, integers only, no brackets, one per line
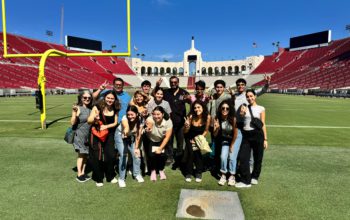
0,120,350,129
0,120,70,123
267,125,350,129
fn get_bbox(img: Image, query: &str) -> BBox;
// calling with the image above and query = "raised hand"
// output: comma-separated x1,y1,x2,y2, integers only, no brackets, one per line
227,87,234,95
99,80,108,90
213,118,220,130
156,77,163,87
72,104,78,112
144,120,152,133
94,109,100,121
184,116,191,129
264,74,271,84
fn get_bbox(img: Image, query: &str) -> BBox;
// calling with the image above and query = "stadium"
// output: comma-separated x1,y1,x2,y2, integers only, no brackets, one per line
1,0,350,219
1,31,350,95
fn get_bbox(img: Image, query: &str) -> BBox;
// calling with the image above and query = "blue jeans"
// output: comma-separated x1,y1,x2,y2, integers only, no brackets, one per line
115,129,141,180
220,129,242,174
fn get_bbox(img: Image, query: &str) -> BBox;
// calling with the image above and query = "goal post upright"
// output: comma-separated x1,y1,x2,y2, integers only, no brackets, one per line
1,0,132,129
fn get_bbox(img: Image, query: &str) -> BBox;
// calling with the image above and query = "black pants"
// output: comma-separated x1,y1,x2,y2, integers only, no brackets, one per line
166,126,185,159
147,140,166,171
184,138,203,177
238,130,264,184
89,134,116,183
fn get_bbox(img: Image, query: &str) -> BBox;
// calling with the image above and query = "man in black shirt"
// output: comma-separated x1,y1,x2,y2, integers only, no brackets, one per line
155,76,189,167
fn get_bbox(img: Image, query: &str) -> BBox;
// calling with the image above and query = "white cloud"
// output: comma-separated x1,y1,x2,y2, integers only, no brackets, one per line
156,53,174,60
153,0,171,6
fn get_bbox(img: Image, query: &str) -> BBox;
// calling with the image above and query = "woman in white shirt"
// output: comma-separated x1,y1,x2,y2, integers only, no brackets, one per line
144,106,173,181
236,89,268,188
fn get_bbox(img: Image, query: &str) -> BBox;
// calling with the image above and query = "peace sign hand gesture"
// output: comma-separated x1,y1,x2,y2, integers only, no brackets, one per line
184,116,191,129
99,80,108,90
213,118,220,130
264,74,271,84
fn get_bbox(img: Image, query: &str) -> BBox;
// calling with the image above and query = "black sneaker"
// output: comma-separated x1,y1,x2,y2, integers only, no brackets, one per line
165,158,174,166
83,174,91,181
76,175,88,183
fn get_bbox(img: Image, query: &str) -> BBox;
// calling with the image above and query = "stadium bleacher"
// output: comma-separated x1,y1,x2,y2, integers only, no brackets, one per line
0,33,135,89
252,37,350,90
1,32,350,92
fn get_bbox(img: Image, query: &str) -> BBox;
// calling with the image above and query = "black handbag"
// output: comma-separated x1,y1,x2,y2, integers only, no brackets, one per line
64,127,76,144
64,117,79,144
248,105,264,130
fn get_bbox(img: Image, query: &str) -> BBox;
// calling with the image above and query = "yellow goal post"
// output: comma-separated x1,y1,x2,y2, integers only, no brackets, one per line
1,0,132,129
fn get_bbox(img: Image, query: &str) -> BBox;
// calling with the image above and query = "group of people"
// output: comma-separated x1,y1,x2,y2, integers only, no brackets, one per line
69,75,270,188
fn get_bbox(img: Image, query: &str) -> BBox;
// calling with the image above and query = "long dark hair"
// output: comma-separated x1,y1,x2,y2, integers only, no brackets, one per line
97,90,121,113
216,99,235,126
188,100,208,125
77,90,93,109
152,106,170,120
126,105,141,131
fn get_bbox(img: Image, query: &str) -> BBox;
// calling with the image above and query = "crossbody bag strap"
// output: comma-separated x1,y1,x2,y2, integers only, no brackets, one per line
248,105,255,120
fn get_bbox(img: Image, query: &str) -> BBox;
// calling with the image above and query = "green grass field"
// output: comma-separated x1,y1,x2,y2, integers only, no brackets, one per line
0,94,349,219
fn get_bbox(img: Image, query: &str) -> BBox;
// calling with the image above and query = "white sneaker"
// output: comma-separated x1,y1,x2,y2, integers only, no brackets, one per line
251,178,258,185
96,182,104,187
118,179,126,188
228,176,236,186
195,178,202,183
235,182,251,188
135,175,144,183
218,176,226,186
110,177,118,184
185,177,192,183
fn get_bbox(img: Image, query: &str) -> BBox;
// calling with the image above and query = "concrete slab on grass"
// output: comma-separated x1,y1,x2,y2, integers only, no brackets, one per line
176,189,244,220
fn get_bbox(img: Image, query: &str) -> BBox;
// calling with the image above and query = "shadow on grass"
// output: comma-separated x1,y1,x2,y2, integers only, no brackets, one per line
28,104,65,116
34,116,71,129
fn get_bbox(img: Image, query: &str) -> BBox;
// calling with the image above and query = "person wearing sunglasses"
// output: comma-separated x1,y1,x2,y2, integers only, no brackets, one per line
207,79,235,175
70,90,93,183
213,100,239,186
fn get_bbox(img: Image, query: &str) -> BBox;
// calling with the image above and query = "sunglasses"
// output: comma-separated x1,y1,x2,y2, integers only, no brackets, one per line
82,97,91,100
221,107,229,110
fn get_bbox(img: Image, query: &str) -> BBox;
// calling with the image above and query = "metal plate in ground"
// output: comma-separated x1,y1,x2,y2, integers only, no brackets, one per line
176,189,244,220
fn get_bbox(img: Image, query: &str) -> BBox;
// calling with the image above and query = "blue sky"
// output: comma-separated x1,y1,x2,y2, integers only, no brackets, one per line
2,0,350,61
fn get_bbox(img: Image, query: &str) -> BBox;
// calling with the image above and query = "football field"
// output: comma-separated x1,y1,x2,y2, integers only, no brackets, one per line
0,94,349,219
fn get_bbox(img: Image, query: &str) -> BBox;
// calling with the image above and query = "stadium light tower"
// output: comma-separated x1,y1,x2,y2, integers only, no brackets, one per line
346,24,350,33
272,41,280,51
45,30,53,42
